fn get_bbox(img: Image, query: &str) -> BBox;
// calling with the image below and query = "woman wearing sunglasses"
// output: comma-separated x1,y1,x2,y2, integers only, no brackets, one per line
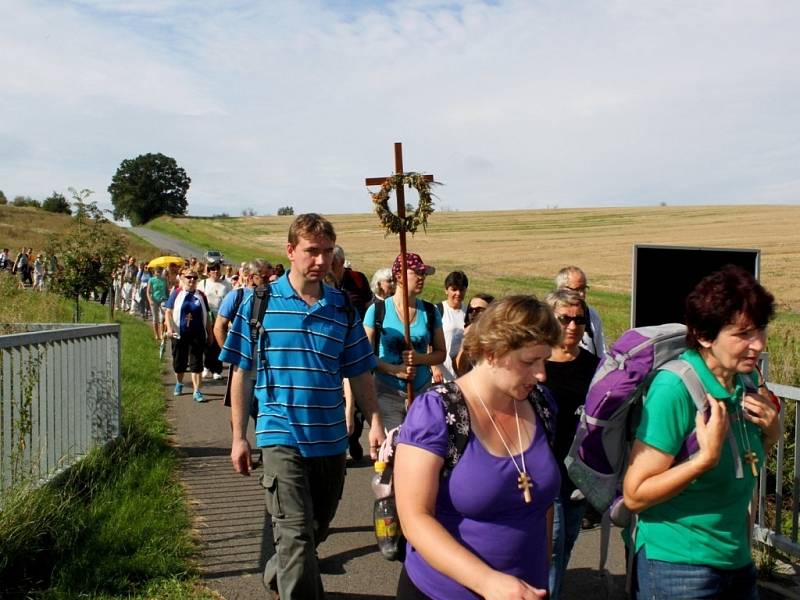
164,269,213,402
544,289,600,600
453,293,495,377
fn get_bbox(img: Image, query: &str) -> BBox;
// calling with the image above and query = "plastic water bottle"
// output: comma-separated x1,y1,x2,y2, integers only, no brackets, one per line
373,495,402,560
371,461,392,499
371,461,402,559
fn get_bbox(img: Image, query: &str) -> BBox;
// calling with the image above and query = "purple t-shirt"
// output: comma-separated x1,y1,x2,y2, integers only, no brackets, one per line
397,387,560,599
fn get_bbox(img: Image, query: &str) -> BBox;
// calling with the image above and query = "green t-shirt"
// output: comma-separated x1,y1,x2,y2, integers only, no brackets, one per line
148,276,168,303
634,349,763,569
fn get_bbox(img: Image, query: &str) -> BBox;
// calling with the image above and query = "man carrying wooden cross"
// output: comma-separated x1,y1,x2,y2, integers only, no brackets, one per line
219,213,385,600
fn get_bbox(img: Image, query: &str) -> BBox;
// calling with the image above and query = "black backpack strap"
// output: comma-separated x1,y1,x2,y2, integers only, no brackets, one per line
372,298,386,355
422,300,437,341
528,385,556,449
232,286,245,317
249,285,271,367
435,301,444,316
440,382,470,478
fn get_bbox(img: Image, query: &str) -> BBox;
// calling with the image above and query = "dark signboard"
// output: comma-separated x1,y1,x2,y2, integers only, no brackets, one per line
631,245,760,328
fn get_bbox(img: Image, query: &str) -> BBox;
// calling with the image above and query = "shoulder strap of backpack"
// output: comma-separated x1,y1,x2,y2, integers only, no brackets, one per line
659,359,707,412
232,286,245,317
441,382,470,478
435,301,444,316
528,385,556,449
372,298,386,355
249,286,271,367
659,358,745,478
422,300,437,341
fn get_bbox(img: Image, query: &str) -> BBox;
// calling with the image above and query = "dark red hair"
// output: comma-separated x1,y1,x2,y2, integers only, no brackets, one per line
685,265,774,349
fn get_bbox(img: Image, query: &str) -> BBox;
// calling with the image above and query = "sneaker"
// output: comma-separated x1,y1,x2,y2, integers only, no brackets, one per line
202,368,211,379
193,390,205,402
173,382,183,396
212,372,223,380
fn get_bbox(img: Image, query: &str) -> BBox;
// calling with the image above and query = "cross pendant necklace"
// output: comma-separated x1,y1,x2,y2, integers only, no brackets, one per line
518,473,533,504
470,377,533,504
185,313,192,327
744,450,759,477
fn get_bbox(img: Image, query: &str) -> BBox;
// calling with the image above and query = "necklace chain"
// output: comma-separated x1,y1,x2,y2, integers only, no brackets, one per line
734,385,758,475
469,377,528,478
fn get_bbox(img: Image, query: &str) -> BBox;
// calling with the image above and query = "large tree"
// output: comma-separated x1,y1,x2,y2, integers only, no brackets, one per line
108,153,191,225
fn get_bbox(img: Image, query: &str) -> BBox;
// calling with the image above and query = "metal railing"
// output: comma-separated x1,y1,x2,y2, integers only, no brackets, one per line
754,378,800,558
0,323,121,492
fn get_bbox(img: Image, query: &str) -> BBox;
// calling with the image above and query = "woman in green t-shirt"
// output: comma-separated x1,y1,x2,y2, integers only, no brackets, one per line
623,266,781,600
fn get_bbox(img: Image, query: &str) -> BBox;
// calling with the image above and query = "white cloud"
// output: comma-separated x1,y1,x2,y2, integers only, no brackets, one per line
1,0,799,219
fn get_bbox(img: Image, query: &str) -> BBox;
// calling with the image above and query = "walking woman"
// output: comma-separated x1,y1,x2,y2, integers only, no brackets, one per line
624,266,781,599
363,252,446,431
393,295,562,599
544,289,599,599
164,268,213,402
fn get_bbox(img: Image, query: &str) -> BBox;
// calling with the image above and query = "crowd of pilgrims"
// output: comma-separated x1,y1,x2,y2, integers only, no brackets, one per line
8,222,778,599
0,247,59,290
106,244,611,597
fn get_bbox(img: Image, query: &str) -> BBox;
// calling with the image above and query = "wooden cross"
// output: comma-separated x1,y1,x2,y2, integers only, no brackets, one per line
365,142,435,406
744,450,759,477
518,473,533,504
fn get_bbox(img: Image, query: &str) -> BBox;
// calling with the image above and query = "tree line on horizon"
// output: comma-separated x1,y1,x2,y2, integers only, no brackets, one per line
3,152,295,225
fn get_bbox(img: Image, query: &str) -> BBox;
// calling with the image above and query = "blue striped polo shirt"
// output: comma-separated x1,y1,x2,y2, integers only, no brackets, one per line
218,273,377,457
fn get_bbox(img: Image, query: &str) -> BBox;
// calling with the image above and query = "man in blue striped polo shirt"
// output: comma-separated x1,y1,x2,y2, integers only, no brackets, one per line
219,213,384,600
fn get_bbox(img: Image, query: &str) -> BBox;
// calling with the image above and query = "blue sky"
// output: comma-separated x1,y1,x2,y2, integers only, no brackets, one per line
2,0,799,220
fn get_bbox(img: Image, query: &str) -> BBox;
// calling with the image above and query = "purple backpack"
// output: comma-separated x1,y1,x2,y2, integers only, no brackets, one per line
564,323,724,526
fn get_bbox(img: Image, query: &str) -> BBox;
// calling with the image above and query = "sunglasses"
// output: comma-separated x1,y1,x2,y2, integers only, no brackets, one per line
184,275,198,280
467,306,485,315
556,314,587,326
565,285,589,293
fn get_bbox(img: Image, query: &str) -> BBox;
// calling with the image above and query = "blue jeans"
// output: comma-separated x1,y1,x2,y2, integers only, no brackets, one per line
635,546,759,600
549,496,586,600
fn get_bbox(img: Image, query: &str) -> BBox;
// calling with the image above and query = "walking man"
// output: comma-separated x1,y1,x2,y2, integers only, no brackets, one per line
219,214,385,600
198,260,232,379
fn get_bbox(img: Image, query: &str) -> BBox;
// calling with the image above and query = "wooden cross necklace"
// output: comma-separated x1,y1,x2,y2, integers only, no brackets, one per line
470,378,533,503
735,391,759,477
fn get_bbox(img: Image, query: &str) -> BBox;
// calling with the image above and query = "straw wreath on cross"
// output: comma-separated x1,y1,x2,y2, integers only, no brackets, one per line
370,172,437,236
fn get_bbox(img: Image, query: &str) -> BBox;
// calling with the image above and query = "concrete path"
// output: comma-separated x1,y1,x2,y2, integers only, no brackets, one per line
131,227,205,259
165,367,627,599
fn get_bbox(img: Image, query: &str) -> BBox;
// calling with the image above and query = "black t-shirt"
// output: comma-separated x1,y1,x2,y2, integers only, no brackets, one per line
545,349,600,498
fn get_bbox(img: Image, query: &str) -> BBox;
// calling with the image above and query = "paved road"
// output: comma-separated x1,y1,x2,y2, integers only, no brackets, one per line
131,227,205,259
165,368,627,599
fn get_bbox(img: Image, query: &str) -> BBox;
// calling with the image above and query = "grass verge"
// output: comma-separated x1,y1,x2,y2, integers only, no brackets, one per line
0,273,213,599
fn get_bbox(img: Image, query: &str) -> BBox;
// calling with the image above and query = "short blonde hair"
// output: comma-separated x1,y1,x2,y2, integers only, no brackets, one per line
461,295,562,363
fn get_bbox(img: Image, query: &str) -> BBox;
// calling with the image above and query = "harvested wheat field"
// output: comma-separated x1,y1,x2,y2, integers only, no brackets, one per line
156,205,800,311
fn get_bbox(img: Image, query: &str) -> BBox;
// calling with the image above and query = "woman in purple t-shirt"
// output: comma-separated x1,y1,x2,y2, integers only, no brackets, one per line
394,295,563,600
